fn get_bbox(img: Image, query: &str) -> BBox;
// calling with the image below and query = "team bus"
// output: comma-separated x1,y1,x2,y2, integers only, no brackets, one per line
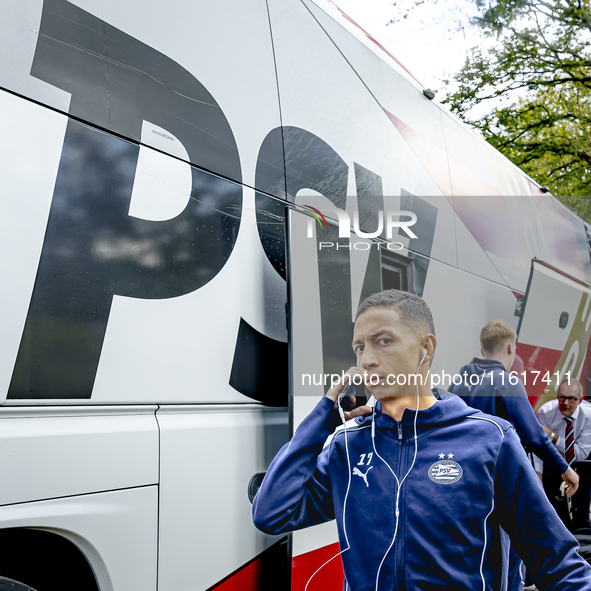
0,0,589,589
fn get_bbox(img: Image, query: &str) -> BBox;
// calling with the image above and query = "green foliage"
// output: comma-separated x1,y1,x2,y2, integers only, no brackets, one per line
479,87,591,203
437,0,591,221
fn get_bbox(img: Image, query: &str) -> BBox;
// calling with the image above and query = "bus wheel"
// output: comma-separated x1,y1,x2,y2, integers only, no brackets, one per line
0,577,37,591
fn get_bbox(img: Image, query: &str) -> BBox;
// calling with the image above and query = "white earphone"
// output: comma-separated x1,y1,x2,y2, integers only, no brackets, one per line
419,347,428,367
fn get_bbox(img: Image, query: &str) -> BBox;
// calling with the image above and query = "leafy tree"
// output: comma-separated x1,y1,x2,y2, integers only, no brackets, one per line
398,0,591,220
478,85,591,218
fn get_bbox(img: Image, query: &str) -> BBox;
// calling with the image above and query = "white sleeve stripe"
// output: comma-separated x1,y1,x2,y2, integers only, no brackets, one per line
323,423,372,449
480,499,495,590
467,415,505,438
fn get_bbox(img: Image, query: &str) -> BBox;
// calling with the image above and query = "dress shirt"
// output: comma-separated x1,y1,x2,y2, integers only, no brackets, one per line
534,399,591,472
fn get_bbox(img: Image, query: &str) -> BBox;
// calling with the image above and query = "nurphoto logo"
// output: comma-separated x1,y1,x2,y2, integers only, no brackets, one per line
304,205,418,251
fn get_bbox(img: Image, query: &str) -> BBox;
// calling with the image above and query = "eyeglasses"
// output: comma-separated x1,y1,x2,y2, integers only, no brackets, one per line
557,395,580,403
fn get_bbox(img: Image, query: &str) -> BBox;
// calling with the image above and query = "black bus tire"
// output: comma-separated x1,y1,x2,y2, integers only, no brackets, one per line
0,577,37,591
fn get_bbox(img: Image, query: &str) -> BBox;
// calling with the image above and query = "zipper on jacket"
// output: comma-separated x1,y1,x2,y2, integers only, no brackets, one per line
392,420,404,590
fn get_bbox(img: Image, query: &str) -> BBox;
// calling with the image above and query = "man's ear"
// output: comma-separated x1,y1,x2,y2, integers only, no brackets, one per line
422,334,436,365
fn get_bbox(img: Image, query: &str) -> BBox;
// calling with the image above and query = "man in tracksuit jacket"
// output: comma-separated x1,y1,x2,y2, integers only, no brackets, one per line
448,319,580,590
253,290,591,591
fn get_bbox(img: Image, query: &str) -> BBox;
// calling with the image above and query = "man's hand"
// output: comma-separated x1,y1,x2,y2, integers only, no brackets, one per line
562,466,579,496
542,425,552,436
536,471,543,483
345,405,372,421
325,367,372,421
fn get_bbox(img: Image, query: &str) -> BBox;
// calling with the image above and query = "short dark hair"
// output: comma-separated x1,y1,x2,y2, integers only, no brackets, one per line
356,289,435,336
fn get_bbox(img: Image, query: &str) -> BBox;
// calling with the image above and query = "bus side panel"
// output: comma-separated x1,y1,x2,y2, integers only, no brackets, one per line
0,90,287,405
267,0,444,215
422,259,518,378
517,262,591,409
0,0,283,192
0,407,158,506
156,405,288,591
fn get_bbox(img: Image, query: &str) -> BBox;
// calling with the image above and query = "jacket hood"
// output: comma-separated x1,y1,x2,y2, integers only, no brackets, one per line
355,389,481,437
459,358,505,377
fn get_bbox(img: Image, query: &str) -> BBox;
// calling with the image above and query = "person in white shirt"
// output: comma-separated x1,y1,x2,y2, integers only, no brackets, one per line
535,379,591,531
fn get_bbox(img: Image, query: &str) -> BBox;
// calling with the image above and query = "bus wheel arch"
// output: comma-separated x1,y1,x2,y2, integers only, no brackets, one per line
0,529,99,591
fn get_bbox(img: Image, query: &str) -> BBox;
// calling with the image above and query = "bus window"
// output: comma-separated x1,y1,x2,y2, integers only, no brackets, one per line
381,251,412,292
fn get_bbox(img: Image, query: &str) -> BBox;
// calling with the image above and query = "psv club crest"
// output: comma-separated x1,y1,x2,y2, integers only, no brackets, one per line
428,454,463,485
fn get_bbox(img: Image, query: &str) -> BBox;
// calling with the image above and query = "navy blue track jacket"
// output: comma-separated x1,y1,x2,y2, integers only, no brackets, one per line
253,391,591,591
449,358,568,474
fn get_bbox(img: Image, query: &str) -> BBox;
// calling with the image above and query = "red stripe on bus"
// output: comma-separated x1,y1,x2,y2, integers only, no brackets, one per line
515,343,563,408
292,542,344,591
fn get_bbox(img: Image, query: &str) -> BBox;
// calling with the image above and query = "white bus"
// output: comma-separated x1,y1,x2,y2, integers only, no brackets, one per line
0,0,589,590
